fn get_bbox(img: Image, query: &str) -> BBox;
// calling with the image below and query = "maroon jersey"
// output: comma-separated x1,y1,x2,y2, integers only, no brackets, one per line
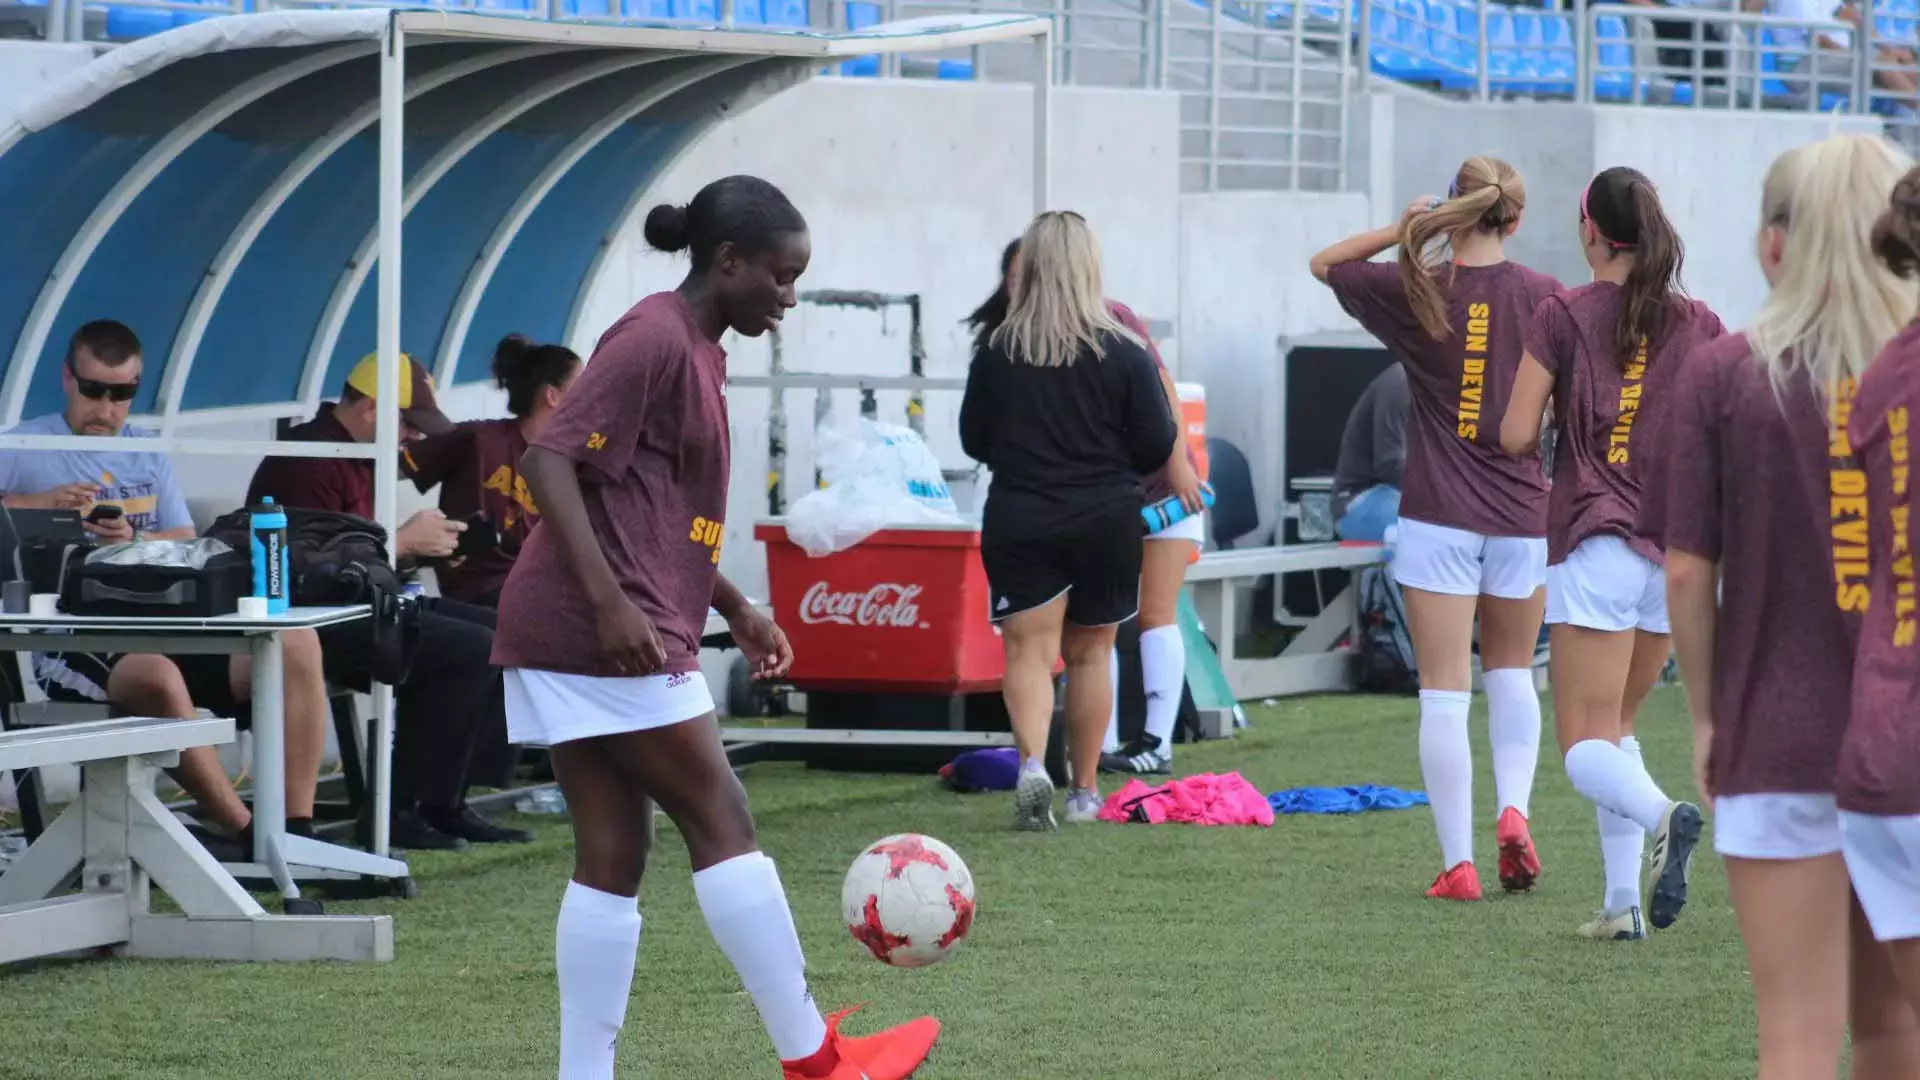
1326,259,1562,537
1839,321,1920,816
401,419,533,604
1659,332,1862,798
492,291,730,678
1108,300,1199,505
1525,283,1725,564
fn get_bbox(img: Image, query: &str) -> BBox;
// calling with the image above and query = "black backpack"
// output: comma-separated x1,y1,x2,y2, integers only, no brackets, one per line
1353,564,1419,695
204,507,404,607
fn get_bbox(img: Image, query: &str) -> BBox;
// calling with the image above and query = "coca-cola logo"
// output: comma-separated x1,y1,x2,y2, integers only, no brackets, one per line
798,582,928,629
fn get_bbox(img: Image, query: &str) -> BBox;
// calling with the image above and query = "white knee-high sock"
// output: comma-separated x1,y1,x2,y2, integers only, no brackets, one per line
1418,689,1475,869
1139,625,1185,750
1483,668,1541,818
1103,648,1121,753
556,881,643,1080
1597,804,1644,914
1564,739,1671,834
692,853,827,1061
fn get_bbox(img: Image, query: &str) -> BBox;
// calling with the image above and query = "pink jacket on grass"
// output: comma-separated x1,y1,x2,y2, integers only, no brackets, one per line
1096,772,1275,826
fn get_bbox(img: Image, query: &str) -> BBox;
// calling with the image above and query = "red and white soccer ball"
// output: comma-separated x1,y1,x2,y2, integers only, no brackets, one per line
841,833,976,969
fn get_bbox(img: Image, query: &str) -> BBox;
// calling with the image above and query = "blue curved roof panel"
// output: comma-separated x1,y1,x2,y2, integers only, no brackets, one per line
0,7,1053,428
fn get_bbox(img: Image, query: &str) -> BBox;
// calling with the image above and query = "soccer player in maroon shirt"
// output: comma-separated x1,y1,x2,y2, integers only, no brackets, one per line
1840,165,1920,1020
1656,134,1920,1079
1499,167,1725,940
492,176,939,1080
401,334,581,607
1310,156,1563,902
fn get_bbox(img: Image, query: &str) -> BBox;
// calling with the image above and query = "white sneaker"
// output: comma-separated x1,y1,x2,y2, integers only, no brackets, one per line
1577,906,1646,941
1064,788,1102,824
1013,769,1057,832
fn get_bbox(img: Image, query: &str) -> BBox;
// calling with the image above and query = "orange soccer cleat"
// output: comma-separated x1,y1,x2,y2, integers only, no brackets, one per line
1496,806,1542,893
1426,861,1484,902
781,1006,942,1080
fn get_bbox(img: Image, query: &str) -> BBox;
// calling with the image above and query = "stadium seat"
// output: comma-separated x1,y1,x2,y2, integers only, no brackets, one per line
1497,9,1545,94
1428,0,1479,91
105,5,172,38
1591,13,1633,100
562,0,614,16
1533,12,1575,95
763,0,807,26
1756,27,1851,111
621,0,677,20
840,0,881,76
1482,8,1519,89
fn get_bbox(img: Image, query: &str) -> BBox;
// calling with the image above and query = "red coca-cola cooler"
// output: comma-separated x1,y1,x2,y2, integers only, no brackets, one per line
754,520,1008,694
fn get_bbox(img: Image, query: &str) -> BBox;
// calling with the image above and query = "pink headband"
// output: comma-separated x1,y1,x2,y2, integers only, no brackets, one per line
1581,179,1635,250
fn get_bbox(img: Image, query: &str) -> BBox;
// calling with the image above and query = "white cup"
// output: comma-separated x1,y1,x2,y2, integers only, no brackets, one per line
28,594,59,617
235,596,269,619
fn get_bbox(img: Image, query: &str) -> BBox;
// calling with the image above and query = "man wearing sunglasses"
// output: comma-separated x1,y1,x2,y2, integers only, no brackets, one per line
0,320,335,862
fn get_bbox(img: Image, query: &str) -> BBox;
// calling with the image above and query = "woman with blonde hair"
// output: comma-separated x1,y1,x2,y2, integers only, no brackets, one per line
1653,133,1920,1078
1836,165,1920,1022
1309,156,1563,902
959,211,1179,830
1499,167,1725,940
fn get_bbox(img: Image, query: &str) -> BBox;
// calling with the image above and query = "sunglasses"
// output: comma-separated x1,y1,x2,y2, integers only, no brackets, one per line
69,363,139,403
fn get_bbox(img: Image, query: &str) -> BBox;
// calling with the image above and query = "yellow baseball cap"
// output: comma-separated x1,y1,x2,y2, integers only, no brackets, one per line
344,352,453,435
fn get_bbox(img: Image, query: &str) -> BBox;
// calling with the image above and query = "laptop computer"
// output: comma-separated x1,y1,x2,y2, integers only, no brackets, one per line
3,508,87,545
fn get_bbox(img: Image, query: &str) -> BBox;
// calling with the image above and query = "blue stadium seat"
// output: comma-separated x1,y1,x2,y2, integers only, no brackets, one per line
1261,0,1296,26
671,0,720,20
1591,13,1633,100
763,0,808,25
935,59,974,79
1533,11,1575,95
1391,0,1448,81
1427,0,1479,91
1365,1,1426,81
1482,9,1519,89
840,0,881,76
1498,9,1545,94
1756,27,1851,110
477,0,538,12
621,0,676,20
105,5,173,37
562,0,614,15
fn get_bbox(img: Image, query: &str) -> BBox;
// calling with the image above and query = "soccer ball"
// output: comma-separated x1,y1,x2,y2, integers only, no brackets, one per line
841,833,976,968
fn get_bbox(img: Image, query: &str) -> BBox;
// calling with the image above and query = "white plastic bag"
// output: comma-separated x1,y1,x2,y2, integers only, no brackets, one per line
785,418,963,556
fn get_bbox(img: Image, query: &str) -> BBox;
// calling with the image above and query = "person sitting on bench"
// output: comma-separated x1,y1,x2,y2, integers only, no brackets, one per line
1331,363,1410,543
248,351,530,851
0,319,331,857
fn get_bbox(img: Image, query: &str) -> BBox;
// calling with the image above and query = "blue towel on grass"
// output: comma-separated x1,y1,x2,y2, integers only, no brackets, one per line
1267,785,1429,815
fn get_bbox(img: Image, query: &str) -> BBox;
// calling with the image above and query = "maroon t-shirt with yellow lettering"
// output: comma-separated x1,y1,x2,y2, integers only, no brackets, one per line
1326,260,1560,537
402,419,533,605
1839,321,1920,817
1525,283,1725,565
492,291,729,678
1658,332,1863,798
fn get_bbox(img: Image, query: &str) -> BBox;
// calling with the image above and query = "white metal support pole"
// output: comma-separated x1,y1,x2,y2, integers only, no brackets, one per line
371,15,406,861
1034,27,1053,215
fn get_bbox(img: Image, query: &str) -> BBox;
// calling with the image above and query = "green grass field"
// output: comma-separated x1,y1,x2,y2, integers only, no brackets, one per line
0,687,1760,1079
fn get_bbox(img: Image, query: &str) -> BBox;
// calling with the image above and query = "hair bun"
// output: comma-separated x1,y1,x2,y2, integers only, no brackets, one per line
643,203,693,253
491,333,532,385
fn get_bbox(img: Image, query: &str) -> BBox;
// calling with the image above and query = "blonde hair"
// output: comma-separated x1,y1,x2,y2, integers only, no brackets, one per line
1399,156,1528,341
1747,133,1919,398
990,211,1139,367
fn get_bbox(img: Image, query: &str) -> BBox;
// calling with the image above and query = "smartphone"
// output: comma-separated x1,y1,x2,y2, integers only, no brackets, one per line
85,504,124,524
454,513,499,559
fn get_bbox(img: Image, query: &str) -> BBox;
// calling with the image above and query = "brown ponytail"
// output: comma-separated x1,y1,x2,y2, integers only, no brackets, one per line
1872,164,1920,279
1397,156,1527,342
1584,167,1685,370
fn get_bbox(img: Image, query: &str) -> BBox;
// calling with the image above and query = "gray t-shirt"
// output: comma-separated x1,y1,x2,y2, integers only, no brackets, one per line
1331,363,1411,518
0,413,194,534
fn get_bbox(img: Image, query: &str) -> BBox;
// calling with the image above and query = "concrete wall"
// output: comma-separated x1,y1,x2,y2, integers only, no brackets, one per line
1349,84,1883,328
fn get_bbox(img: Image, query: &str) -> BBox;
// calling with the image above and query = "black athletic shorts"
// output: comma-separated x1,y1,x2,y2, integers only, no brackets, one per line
36,651,251,729
981,510,1144,628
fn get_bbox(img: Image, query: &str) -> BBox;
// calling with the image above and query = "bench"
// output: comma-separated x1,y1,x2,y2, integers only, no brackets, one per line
0,714,392,964
1186,542,1387,700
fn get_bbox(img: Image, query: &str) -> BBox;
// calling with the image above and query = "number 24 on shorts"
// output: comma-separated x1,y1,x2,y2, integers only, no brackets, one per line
689,516,724,565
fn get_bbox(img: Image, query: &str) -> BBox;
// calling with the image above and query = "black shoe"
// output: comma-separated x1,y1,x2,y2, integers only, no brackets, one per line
1099,734,1173,776
384,808,471,852
418,804,534,845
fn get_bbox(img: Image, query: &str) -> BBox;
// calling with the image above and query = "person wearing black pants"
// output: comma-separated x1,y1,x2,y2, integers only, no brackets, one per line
317,595,529,850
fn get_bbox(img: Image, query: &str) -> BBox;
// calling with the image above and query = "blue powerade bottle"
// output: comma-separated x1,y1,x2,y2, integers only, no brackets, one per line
1142,482,1216,535
249,497,290,615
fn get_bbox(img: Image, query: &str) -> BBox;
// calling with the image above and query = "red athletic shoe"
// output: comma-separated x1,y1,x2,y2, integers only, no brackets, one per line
781,1006,941,1080
1426,861,1483,901
1496,806,1541,893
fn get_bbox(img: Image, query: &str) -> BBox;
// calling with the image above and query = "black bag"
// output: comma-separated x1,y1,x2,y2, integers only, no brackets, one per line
203,507,404,607
70,544,250,618
1353,564,1419,695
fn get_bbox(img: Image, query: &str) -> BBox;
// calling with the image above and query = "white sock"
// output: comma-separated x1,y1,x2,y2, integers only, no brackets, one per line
692,853,827,1061
1103,648,1121,753
1597,804,1644,915
1620,734,1646,769
556,881,642,1080
1483,668,1541,818
1564,739,1671,834
1418,689,1475,869
1139,625,1185,752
